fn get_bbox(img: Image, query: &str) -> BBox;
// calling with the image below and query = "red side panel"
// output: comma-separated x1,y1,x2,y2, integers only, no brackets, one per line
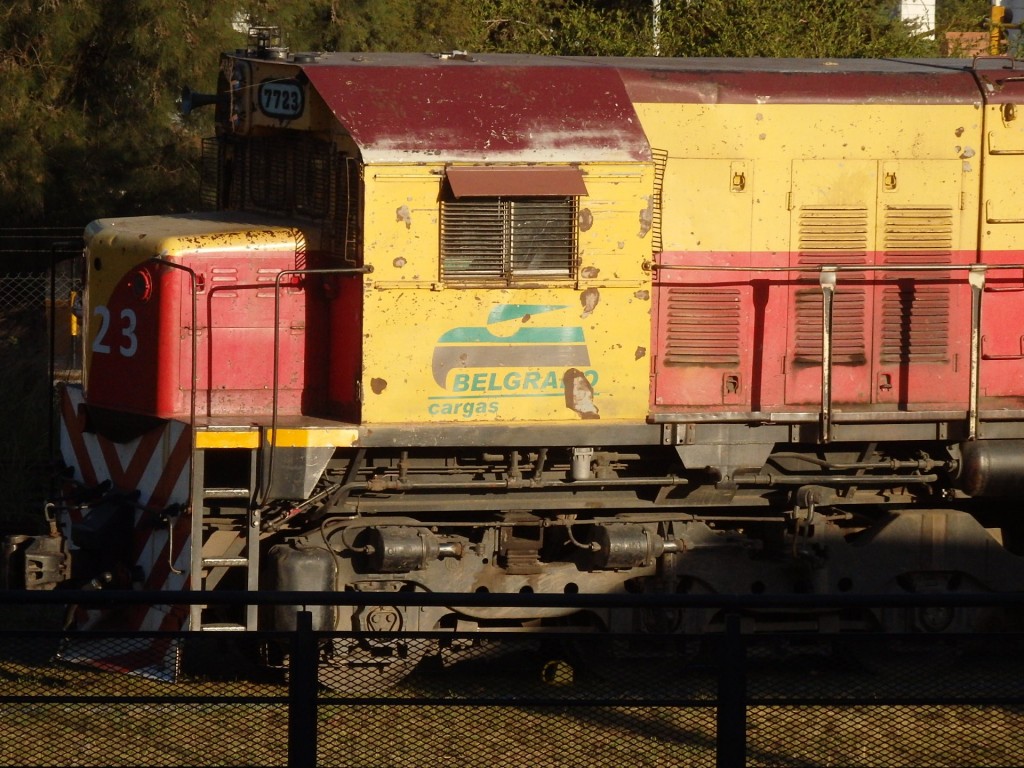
328,274,363,422
87,249,328,419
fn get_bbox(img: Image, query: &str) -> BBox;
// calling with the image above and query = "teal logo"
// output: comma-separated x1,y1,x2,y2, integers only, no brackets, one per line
429,304,600,419
431,304,590,388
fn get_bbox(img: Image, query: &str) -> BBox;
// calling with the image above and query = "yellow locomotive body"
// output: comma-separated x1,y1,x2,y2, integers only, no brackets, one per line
13,48,1024,682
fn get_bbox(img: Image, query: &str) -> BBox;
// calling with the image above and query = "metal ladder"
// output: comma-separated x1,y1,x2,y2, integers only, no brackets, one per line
188,433,261,632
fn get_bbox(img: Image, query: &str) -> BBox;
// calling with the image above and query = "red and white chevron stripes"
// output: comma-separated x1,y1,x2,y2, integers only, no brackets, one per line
57,385,195,680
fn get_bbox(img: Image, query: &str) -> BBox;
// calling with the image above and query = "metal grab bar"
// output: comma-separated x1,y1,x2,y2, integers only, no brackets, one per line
819,268,836,443
647,261,1024,274
649,260,1014,442
969,267,986,440
149,257,199,577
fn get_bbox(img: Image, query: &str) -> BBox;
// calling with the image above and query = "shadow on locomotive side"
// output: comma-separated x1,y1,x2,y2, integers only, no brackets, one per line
7,30,1024,685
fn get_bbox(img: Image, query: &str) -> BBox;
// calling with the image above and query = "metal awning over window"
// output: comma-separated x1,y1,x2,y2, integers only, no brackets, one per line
445,166,588,198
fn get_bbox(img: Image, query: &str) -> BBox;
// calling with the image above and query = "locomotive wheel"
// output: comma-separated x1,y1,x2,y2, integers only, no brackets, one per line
560,610,701,687
316,636,434,694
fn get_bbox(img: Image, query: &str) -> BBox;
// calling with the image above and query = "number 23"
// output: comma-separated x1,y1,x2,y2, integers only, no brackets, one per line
92,305,138,358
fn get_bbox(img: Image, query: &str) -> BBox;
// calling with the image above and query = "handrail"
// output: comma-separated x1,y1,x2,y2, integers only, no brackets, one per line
648,260,1021,442
969,267,986,439
5,587,1024,611
149,257,199,576
819,267,836,442
647,261,1024,274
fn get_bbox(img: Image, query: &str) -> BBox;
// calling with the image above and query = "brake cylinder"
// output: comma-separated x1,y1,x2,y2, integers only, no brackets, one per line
590,524,680,569
366,527,462,573
958,440,1024,497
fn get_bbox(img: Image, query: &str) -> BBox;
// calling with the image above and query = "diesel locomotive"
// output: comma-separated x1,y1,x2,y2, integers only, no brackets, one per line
9,37,1024,681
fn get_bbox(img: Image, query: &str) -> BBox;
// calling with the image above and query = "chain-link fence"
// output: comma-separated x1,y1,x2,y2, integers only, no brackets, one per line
0,225,84,374
0,267,83,378
2,591,1024,768
0,270,80,308
0,259,84,535
0,225,84,535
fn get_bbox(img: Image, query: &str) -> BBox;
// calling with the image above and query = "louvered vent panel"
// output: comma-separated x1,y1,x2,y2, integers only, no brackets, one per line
222,135,334,218
793,206,868,364
441,198,576,281
209,266,238,299
440,199,506,277
508,199,576,275
324,155,363,266
208,135,359,263
663,288,741,366
880,206,953,363
200,137,220,209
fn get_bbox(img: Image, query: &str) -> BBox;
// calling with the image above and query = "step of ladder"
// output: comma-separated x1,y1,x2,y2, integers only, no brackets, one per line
203,488,251,500
200,622,247,632
202,556,250,568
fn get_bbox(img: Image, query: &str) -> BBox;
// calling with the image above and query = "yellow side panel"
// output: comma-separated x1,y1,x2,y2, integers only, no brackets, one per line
363,166,442,288
661,158,753,257
643,100,981,412
981,105,1024,248
635,103,982,254
361,289,650,423
978,105,1024,395
359,164,653,424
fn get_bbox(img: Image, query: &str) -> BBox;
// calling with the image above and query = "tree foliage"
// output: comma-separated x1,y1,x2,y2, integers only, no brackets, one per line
654,0,932,58
936,0,994,29
0,0,1004,228
0,1,243,227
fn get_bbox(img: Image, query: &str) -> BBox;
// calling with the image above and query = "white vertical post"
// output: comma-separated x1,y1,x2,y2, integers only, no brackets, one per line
653,0,662,56
901,0,936,39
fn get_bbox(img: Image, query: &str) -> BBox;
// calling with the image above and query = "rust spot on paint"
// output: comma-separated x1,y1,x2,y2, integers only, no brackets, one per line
581,266,600,280
564,368,599,419
634,290,650,301
635,346,647,360
396,205,412,229
393,256,407,268
521,314,531,323
955,127,965,137
580,287,600,318
370,378,387,394
638,198,653,237
578,208,594,232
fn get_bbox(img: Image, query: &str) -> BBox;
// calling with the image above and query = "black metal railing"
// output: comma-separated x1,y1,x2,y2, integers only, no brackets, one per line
3,590,1024,767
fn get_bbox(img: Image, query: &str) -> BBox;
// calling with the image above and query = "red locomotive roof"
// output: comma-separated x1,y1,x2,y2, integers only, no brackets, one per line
293,53,988,162
299,53,652,163
616,58,983,105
